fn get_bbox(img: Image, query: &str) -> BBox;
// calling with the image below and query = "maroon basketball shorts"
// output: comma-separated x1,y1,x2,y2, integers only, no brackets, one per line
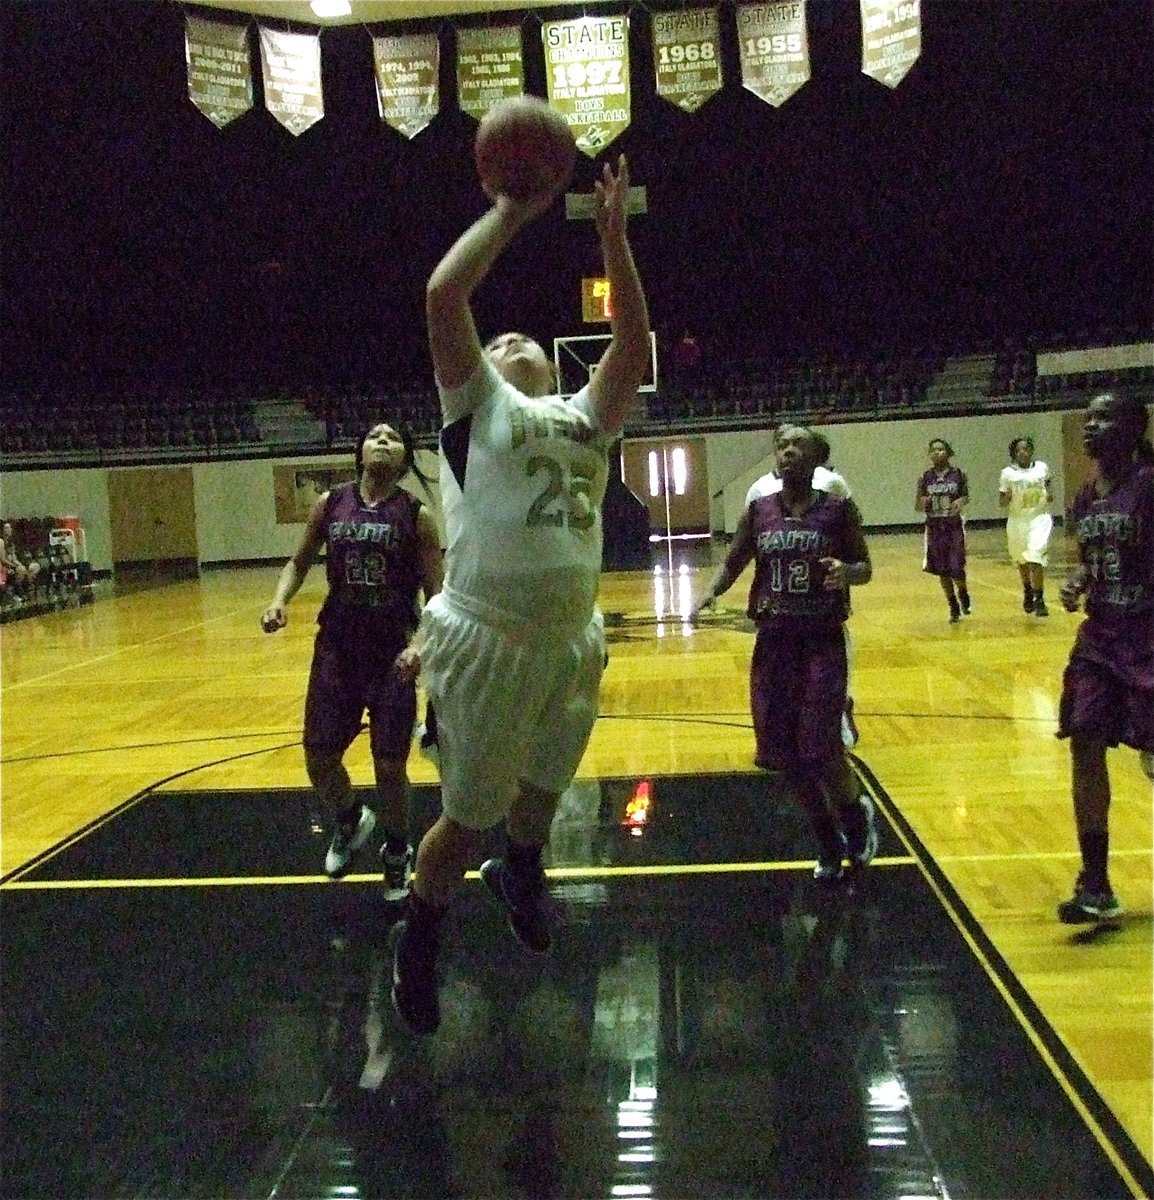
303,627,417,760
750,619,849,772
922,519,967,578
1058,619,1154,752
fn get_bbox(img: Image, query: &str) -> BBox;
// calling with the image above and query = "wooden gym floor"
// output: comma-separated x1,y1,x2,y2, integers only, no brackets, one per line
2,528,1151,1199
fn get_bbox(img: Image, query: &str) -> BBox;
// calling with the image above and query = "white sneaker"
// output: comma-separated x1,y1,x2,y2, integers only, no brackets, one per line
847,795,878,868
381,842,414,901
324,806,376,878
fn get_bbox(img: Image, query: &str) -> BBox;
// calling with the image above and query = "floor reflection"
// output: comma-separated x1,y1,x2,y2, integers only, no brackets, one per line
2,777,1145,1199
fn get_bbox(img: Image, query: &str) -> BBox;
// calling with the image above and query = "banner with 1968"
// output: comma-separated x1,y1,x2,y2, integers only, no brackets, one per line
652,8,722,113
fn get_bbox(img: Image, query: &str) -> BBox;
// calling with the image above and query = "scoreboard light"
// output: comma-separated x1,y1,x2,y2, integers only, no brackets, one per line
582,277,613,323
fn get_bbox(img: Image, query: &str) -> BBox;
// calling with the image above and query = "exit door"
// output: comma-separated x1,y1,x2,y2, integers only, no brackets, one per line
620,437,710,537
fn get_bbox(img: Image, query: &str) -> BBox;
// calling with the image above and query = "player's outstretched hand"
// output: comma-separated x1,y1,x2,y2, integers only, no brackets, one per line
1059,571,1086,613
260,604,287,633
594,154,630,241
394,645,421,684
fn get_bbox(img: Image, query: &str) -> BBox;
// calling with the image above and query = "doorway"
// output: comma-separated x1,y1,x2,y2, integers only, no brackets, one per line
107,466,199,589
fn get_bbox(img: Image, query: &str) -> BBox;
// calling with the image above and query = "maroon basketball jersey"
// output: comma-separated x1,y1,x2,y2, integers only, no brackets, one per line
1071,462,1154,622
918,466,968,521
318,483,424,634
746,491,852,624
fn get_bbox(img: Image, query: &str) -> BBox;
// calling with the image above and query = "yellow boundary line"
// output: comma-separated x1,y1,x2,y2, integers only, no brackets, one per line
1,856,916,889
856,773,1151,1199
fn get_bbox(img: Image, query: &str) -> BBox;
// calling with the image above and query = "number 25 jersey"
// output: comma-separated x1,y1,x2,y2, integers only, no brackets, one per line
438,357,613,636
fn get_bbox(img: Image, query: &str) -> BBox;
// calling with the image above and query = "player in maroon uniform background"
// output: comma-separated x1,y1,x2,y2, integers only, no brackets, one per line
693,424,876,882
1056,392,1154,923
916,439,971,622
261,423,442,898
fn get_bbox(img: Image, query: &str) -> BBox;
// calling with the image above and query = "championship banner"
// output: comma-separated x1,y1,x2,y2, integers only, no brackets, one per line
652,8,722,114
860,0,921,88
543,16,631,158
373,34,439,139
258,27,323,136
736,1,810,108
185,15,252,129
456,25,524,122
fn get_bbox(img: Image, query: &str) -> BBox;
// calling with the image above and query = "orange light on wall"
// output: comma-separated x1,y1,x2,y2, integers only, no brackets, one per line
623,779,652,835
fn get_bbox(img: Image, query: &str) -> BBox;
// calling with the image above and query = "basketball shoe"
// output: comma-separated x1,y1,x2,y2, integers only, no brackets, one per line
381,841,413,902
1057,875,1122,924
480,856,555,953
391,917,440,1036
813,833,846,882
324,805,376,878
845,795,879,870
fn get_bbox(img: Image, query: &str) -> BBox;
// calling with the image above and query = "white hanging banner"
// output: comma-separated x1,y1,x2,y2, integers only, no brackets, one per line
860,0,921,88
652,8,722,114
456,25,524,122
185,15,252,129
373,33,439,139
258,26,324,136
737,1,810,109
543,15,631,158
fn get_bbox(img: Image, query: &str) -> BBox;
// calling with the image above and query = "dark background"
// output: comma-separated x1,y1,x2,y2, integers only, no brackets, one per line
2,0,1151,395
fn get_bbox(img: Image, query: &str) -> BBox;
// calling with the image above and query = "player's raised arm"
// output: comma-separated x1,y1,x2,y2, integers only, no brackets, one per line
426,201,538,399
426,98,573,405
588,155,651,438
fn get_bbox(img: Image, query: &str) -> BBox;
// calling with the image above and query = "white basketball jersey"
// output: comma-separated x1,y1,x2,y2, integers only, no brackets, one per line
438,359,613,634
999,461,1050,518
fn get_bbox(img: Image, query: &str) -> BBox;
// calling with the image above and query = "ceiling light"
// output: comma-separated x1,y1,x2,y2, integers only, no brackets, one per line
310,0,352,17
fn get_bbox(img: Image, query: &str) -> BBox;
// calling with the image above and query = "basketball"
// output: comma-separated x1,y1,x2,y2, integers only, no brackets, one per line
474,95,577,202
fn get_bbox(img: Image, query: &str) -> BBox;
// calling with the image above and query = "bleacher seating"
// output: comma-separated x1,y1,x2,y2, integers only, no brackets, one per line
1,326,1149,465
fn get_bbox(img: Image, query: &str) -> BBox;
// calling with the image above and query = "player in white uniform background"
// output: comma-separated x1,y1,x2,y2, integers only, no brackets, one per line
741,432,860,749
998,436,1053,616
391,155,651,1036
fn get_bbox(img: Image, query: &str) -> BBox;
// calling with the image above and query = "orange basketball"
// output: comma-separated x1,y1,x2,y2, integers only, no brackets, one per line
474,95,577,202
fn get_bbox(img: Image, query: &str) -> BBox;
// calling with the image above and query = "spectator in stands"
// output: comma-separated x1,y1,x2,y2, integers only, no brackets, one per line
260,424,443,900
670,329,703,380
1056,392,1154,924
690,423,876,883
998,437,1053,616
0,522,39,604
916,439,971,622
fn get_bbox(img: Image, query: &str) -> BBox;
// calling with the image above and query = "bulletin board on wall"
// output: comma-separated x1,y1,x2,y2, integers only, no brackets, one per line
273,464,355,526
